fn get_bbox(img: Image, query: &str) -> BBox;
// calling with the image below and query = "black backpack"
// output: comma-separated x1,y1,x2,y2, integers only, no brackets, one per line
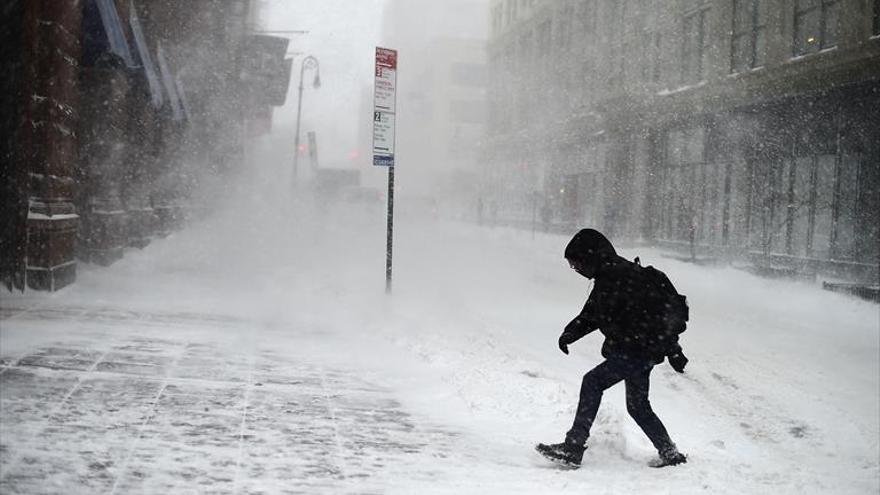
631,257,689,340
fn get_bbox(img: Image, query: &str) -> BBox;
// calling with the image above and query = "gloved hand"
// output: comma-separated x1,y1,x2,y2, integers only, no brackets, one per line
558,331,576,355
667,352,688,373
559,317,590,355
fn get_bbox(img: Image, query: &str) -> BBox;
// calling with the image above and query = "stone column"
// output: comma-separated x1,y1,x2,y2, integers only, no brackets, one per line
151,120,187,237
122,84,160,249
78,65,131,266
21,0,82,291
0,0,28,291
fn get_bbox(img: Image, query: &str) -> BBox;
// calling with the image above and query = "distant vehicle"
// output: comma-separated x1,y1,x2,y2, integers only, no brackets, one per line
313,168,360,196
340,186,382,206
401,194,439,219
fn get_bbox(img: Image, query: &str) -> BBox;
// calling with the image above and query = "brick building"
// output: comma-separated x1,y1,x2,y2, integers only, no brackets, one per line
485,0,879,282
1,0,290,291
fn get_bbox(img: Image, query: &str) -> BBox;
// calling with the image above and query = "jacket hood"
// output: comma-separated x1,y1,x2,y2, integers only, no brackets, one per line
564,228,617,263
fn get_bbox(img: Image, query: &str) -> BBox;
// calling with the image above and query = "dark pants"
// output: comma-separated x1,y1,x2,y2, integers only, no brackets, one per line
566,357,675,454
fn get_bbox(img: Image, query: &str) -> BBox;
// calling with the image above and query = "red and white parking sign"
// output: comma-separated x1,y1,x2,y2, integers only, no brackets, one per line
373,47,397,167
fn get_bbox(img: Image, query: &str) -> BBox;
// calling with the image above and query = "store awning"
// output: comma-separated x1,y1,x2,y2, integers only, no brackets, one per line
157,44,185,122
175,75,193,121
82,0,136,68
242,35,292,106
270,58,293,106
129,2,163,108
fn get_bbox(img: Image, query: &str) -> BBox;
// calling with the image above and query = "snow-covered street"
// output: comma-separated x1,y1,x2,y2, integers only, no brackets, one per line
3,0,879,493
1,181,878,494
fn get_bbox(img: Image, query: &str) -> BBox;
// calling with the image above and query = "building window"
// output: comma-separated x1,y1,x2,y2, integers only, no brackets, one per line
681,4,710,84
537,20,552,53
652,32,663,82
518,30,533,81
517,31,533,118
580,0,597,35
752,153,844,259
451,63,487,87
504,44,516,76
639,32,653,82
492,5,503,34
450,100,486,124
731,0,767,72
793,0,840,56
874,0,880,36
661,126,706,241
557,8,573,49
599,0,617,40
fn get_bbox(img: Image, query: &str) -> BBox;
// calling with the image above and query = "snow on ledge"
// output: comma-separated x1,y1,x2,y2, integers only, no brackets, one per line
26,260,76,271
27,212,79,221
656,80,707,96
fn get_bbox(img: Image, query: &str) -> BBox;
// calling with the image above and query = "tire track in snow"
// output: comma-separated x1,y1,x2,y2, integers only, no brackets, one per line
319,366,348,483
108,342,189,495
232,349,256,494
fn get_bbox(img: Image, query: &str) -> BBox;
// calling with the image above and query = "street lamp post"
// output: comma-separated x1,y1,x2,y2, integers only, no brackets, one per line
292,55,320,186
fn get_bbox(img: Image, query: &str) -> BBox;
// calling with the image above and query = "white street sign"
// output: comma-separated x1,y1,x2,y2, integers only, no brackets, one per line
373,47,397,167
374,67,396,113
373,111,395,154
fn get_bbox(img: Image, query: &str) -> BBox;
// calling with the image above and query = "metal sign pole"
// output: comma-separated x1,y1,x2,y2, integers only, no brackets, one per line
385,166,394,293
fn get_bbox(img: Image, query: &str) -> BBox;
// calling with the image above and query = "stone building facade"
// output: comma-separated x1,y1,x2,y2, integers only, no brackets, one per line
485,0,879,282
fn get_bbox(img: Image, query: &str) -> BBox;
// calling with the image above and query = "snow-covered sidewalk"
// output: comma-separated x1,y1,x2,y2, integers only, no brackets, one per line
2,188,878,494
0,306,460,494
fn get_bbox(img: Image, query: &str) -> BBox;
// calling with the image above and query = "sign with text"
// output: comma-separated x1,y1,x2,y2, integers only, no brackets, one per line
373,47,397,167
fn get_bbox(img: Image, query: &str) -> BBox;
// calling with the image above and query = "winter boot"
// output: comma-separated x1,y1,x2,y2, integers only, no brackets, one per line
535,440,586,467
649,447,687,468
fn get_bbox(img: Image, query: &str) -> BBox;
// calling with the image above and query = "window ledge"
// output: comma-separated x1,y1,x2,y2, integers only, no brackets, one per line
656,80,707,96
727,65,766,78
789,45,839,62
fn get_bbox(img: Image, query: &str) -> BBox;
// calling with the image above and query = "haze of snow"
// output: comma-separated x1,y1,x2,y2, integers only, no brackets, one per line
2,138,878,494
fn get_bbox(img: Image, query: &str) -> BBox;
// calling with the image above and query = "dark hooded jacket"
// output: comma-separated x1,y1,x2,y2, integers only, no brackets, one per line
562,229,681,363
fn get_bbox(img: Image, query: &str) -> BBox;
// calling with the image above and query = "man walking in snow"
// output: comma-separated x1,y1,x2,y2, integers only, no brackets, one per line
536,228,689,468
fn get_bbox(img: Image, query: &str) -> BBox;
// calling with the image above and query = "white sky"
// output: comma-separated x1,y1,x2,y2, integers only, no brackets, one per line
263,0,387,166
